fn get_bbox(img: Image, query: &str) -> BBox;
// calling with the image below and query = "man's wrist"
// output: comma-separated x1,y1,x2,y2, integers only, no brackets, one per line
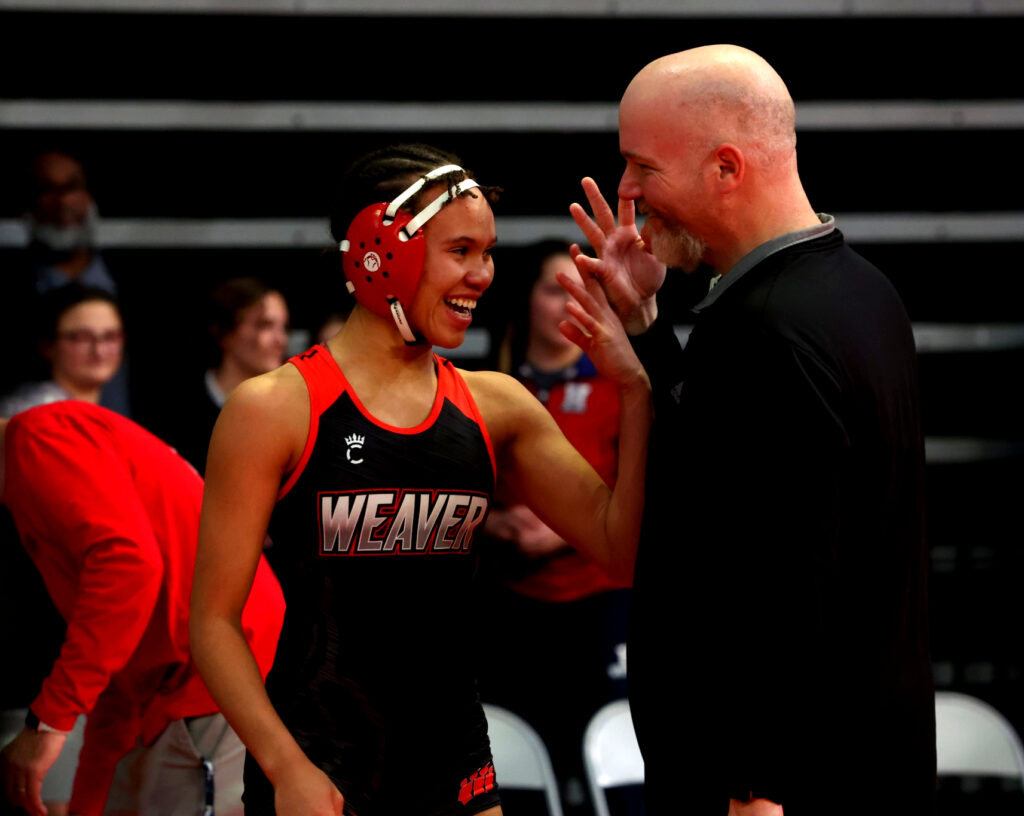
25,710,69,735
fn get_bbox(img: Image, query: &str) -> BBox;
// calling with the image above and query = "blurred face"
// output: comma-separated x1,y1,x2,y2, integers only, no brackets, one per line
29,153,98,253
31,153,94,229
617,92,710,272
49,300,124,395
529,254,582,354
408,191,496,349
221,291,290,377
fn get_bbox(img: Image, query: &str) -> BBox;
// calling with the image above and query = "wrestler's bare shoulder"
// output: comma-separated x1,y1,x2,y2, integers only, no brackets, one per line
460,368,528,406
217,363,310,448
458,368,547,440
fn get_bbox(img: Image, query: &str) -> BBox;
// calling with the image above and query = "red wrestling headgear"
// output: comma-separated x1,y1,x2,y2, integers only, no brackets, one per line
340,164,480,344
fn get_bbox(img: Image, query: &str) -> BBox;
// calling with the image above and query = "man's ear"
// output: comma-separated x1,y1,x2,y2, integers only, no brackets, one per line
713,143,745,192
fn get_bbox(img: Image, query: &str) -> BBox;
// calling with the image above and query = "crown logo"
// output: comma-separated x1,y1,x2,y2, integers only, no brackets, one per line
345,433,365,465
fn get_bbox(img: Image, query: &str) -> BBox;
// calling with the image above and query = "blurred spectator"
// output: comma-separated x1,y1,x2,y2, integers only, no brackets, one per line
474,239,632,816
0,401,284,816
0,151,131,417
159,277,290,474
0,283,127,815
0,285,125,418
24,151,113,295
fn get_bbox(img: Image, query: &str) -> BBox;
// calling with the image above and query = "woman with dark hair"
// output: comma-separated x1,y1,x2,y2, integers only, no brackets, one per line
190,144,651,816
0,283,125,418
162,277,290,474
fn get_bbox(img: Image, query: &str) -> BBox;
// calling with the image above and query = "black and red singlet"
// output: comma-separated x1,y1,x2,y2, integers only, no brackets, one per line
243,345,499,816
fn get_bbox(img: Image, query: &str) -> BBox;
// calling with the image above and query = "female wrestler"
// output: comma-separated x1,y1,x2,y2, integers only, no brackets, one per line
190,144,650,816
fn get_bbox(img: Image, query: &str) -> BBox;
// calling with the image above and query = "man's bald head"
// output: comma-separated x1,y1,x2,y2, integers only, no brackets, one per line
616,45,817,274
622,44,796,167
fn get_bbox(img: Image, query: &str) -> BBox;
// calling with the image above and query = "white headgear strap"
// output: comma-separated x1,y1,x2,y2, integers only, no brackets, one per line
382,164,481,241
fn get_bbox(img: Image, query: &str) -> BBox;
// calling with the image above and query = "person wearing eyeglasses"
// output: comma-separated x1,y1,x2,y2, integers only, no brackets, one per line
0,284,125,420
0,151,133,417
0,283,128,815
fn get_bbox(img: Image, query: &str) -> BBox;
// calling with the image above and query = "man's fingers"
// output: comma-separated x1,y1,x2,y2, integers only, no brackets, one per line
581,177,618,235
605,225,646,257
569,202,606,254
617,196,637,229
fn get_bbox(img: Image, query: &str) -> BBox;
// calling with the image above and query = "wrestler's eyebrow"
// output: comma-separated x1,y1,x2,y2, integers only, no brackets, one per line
444,235,498,246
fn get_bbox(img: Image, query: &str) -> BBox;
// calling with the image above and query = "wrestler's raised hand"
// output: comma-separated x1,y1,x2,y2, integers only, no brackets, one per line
569,177,665,334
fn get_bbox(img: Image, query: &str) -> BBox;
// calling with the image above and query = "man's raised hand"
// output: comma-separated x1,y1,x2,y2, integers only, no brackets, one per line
568,177,665,334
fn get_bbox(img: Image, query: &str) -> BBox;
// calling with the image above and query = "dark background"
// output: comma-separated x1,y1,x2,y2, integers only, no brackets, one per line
1,2,1022,806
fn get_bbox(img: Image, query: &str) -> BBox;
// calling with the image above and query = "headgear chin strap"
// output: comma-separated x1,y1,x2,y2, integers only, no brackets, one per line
340,164,480,344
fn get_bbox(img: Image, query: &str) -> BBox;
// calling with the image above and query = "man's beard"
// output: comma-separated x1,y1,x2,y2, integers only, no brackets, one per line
27,201,99,254
646,216,707,273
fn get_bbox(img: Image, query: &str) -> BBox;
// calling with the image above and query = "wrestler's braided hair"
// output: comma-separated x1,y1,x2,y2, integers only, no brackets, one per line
328,143,500,244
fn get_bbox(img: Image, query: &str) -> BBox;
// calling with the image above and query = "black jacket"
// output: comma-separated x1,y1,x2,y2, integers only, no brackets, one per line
629,230,935,814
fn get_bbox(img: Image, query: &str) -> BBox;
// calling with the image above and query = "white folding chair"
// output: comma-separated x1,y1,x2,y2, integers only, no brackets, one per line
935,691,1024,780
483,703,564,816
583,699,644,816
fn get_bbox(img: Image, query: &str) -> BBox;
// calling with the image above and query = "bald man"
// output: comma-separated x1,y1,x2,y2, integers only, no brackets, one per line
570,45,935,815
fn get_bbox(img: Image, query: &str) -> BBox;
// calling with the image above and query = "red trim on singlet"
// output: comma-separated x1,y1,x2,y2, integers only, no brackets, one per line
339,358,447,437
277,345,340,500
277,346,497,499
440,358,497,481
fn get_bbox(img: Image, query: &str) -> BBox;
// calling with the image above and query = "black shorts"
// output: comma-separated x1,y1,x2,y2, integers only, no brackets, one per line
242,755,501,816
243,691,500,816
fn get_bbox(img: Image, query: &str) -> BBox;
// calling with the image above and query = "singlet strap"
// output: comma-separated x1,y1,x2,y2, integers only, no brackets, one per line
279,348,496,496
436,356,497,482
278,345,346,500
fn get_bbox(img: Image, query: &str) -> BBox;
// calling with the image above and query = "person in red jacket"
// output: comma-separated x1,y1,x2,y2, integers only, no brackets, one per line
0,401,285,816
